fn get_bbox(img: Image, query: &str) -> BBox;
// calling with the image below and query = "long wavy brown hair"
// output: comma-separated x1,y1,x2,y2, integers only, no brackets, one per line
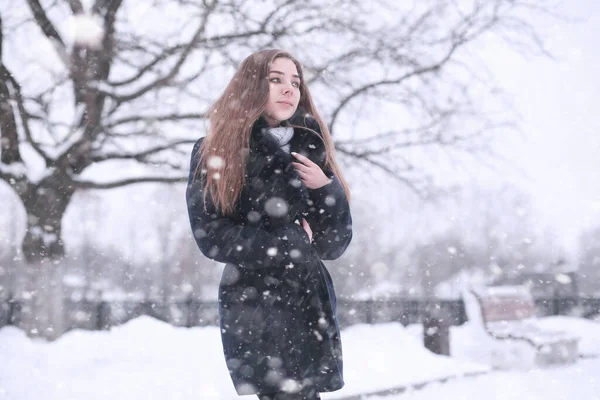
195,49,351,215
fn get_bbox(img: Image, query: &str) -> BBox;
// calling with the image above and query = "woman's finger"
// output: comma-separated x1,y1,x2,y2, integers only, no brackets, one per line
291,152,316,166
292,162,308,172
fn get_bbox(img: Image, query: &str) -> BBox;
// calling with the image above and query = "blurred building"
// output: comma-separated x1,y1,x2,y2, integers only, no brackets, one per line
491,271,579,298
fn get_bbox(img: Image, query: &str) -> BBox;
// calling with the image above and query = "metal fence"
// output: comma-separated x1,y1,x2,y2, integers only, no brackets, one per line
1,295,599,332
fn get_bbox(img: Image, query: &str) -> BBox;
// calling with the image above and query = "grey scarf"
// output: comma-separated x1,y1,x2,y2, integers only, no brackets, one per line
265,126,294,153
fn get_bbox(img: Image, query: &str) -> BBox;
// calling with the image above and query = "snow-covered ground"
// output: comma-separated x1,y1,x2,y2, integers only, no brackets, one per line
372,358,600,400
0,316,599,400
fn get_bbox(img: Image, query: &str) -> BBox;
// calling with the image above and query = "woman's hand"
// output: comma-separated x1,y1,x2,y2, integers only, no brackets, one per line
302,218,313,243
291,152,332,189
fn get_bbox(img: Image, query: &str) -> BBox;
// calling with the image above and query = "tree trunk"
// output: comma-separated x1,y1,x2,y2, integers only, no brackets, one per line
16,176,75,340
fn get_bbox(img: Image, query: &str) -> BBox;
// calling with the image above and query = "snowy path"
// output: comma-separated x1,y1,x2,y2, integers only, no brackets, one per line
368,358,600,400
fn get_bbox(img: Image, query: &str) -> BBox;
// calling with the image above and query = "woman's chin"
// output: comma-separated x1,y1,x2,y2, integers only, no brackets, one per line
264,112,296,126
279,111,297,122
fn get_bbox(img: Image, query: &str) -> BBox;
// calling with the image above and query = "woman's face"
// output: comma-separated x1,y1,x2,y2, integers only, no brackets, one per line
263,57,301,127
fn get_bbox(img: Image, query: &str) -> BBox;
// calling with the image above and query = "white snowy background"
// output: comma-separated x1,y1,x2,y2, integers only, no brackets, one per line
1,0,599,300
1,0,600,399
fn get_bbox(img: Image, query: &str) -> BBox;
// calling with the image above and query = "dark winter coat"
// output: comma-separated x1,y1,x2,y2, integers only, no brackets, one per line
185,113,352,396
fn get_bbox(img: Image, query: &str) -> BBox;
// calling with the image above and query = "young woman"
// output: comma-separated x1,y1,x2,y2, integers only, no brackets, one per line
186,49,352,400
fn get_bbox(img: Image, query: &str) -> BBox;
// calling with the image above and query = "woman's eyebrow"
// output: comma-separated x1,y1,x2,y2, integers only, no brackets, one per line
268,70,301,79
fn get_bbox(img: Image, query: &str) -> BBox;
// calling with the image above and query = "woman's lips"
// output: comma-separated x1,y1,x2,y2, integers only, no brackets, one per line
277,101,294,107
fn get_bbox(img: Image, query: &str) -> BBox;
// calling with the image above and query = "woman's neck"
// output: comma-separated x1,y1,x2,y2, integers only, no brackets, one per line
264,114,282,127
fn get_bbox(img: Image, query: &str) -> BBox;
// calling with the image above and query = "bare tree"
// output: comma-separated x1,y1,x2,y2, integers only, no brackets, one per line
0,0,557,337
411,233,475,297
0,190,21,297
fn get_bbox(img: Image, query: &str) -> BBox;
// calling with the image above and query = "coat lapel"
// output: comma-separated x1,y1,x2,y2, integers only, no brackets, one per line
248,113,328,171
245,113,328,226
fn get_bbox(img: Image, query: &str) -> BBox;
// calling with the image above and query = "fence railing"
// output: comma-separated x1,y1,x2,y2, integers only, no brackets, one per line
1,295,599,332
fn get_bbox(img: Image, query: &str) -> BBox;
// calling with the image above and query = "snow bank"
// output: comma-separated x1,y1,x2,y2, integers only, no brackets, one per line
330,323,489,398
1,316,598,400
0,317,487,400
532,316,600,357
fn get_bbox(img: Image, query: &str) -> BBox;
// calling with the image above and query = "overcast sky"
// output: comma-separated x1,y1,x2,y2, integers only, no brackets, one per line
478,1,600,252
350,1,600,257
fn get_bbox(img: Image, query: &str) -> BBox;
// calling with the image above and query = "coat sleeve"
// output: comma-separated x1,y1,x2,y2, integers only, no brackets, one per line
306,174,353,260
186,138,312,269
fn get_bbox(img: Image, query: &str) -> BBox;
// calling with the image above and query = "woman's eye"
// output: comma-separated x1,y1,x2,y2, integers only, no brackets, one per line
292,82,300,88
270,77,280,83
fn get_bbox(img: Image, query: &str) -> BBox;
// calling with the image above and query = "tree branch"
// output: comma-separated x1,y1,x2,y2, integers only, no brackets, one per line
89,139,196,162
68,0,84,14
100,0,123,73
336,145,428,197
103,0,303,93
0,14,23,165
105,112,207,129
73,175,187,189
108,43,187,87
26,0,69,66
328,39,461,134
0,161,28,186
0,67,22,165
101,0,218,102
2,66,53,165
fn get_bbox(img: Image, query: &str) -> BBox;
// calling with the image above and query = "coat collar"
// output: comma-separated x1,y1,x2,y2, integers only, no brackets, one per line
250,116,286,156
249,110,325,159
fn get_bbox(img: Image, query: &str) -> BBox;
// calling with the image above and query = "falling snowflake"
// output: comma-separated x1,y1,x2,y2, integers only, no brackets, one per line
194,228,207,239
264,370,283,385
207,155,225,169
236,383,258,395
267,356,283,368
247,211,261,223
490,263,503,276
264,197,288,217
280,379,301,393
370,261,388,278
555,273,572,284
289,178,302,188
69,14,105,49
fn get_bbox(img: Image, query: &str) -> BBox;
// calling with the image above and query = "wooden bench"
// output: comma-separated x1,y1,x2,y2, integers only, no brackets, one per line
462,285,579,368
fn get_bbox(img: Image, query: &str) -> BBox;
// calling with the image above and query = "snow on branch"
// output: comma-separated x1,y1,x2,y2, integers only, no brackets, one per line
104,112,208,129
89,139,197,163
72,175,187,189
0,161,27,180
26,0,70,67
70,14,105,50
